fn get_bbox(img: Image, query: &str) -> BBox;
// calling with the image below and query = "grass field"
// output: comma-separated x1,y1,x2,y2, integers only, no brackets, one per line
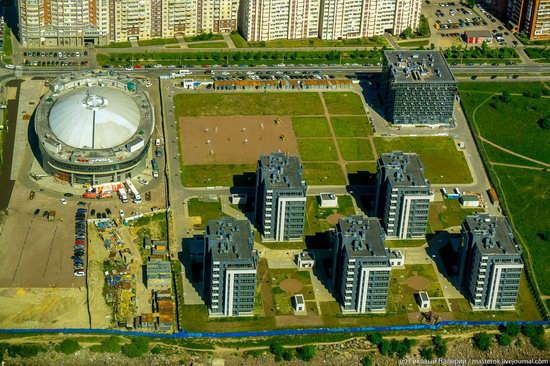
297,138,339,161
345,162,377,185
387,264,443,313
322,93,366,115
459,82,550,299
187,41,228,49
303,162,347,185
187,199,223,229
291,117,331,137
385,239,426,248
397,39,430,48
337,139,375,161
181,164,256,187
175,93,324,116
428,199,480,232
2,25,12,64
373,136,472,184
138,38,178,46
244,36,387,48
459,83,550,164
331,116,372,137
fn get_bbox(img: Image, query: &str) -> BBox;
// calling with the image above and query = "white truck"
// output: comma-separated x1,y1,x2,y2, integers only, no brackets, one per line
125,179,142,204
118,187,129,203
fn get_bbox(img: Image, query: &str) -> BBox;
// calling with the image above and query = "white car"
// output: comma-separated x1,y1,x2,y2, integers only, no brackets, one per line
4,64,14,69
155,138,161,146
74,271,85,277
221,71,230,76
139,178,149,186
60,198,67,205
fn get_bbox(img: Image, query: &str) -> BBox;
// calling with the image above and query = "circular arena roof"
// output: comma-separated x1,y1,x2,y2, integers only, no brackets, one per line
49,86,141,149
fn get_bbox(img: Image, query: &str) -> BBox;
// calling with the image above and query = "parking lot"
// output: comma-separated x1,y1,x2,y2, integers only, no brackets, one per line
23,50,90,67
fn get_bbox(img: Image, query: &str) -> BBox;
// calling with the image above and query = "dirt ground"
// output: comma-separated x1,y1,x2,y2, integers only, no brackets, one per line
0,182,85,288
0,287,89,328
326,213,343,225
406,276,429,291
279,278,303,294
179,115,299,165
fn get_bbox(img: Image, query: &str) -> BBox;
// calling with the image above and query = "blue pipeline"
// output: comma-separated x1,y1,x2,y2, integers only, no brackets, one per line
0,320,547,339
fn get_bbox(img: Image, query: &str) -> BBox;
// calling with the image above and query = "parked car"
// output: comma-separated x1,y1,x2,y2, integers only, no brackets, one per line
77,201,86,206
74,270,85,277
96,212,101,219
29,191,35,200
90,209,96,216
64,193,73,197
105,208,112,215
34,209,40,215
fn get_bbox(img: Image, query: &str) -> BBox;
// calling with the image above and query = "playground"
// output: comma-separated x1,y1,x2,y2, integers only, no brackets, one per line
179,115,299,165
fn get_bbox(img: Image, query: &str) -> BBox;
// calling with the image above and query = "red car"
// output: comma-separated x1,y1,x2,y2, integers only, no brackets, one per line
75,239,85,245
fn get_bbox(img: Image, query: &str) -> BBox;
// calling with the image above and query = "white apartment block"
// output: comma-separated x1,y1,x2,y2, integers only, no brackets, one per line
319,0,421,40
239,0,320,42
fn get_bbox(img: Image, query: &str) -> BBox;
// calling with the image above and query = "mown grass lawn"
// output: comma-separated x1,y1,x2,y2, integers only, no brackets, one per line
337,139,374,161
345,162,377,185
175,93,324,117
305,195,356,235
373,136,472,184
322,92,366,115
181,164,256,187
187,198,223,229
331,116,372,137
297,138,338,161
302,162,346,185
187,41,228,48
292,117,331,137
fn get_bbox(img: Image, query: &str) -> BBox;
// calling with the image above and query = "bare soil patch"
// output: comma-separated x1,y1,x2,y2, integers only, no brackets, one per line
279,278,303,294
406,276,429,291
326,213,343,225
179,115,299,165
275,314,323,327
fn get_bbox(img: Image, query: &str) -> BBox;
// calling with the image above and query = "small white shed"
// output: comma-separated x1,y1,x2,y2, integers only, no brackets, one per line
292,294,305,312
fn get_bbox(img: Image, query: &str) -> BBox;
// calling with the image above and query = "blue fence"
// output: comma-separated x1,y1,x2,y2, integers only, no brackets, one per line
0,320,547,339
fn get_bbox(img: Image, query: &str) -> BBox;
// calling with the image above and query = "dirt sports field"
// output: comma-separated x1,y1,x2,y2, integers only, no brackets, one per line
179,115,299,165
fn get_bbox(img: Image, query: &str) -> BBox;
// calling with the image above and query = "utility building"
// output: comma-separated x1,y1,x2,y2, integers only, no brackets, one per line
459,214,524,310
204,217,258,317
384,50,457,126
255,152,307,242
375,152,431,239
331,215,392,313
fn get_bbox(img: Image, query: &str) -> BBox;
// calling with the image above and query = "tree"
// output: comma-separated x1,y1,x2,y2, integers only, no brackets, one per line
296,345,316,361
501,323,521,337
497,333,512,346
121,337,149,358
378,340,391,356
419,347,434,360
361,356,373,366
500,90,512,103
55,339,81,355
466,0,477,7
401,27,414,39
538,116,550,130
473,332,492,351
269,342,284,359
432,335,448,358
282,350,293,361
367,332,383,345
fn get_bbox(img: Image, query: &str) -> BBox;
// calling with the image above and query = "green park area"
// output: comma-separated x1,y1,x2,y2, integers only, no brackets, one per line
291,117,331,137
304,195,356,235
441,44,520,64
2,25,12,64
187,41,228,49
322,92,366,115
523,48,550,63
428,199,480,232
373,136,472,184
459,82,550,305
187,198,223,229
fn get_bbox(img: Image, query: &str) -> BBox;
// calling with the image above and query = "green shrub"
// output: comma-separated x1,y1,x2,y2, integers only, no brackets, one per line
361,355,373,366
282,349,293,361
55,339,81,354
432,335,448,357
497,333,512,346
7,344,47,358
501,323,521,337
419,347,434,360
472,332,492,351
296,345,316,361
150,345,162,354
90,336,121,353
367,332,383,345
121,337,149,358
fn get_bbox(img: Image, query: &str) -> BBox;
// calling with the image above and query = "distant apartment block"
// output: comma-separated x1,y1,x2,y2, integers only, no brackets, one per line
203,217,258,317
255,152,307,242
384,50,457,125
375,151,431,239
320,0,421,40
18,0,238,46
331,215,392,313
239,0,320,42
458,214,524,310
507,0,550,40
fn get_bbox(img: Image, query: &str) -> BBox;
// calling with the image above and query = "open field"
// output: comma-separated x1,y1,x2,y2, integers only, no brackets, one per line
322,92,366,115
2,25,12,63
138,38,178,46
302,162,347,185
291,117,331,137
297,138,338,161
304,195,356,235
187,41,228,49
459,82,550,299
346,162,377,185
179,116,299,165
331,116,372,137
180,164,256,187
373,136,472,184
174,93,324,116
428,199,480,232
459,82,550,163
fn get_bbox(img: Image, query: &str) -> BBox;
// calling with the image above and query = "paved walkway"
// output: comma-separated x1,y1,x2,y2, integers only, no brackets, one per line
175,35,188,49
223,33,236,49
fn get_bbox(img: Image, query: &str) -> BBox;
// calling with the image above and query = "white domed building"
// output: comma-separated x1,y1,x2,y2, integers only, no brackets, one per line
34,72,154,185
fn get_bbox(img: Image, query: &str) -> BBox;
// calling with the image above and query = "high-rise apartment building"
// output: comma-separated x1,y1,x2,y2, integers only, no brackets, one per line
375,151,431,240
507,0,550,40
331,215,392,313
239,0,320,41
458,214,524,310
203,217,258,317
18,0,239,46
18,0,109,46
255,152,307,242
384,50,457,125
319,0,422,40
